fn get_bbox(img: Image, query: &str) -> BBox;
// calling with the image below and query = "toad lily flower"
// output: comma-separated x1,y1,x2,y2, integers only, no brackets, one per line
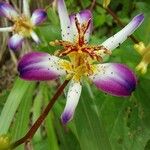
0,0,47,51
134,42,150,74
18,0,144,124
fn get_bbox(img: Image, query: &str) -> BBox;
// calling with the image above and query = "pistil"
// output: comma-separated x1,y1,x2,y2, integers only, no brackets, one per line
49,17,111,81
13,16,33,36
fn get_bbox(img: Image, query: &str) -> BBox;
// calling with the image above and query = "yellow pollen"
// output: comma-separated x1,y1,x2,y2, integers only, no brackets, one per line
13,15,34,37
50,17,111,81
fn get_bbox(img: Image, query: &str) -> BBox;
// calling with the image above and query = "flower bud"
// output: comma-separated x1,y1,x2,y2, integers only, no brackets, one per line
0,135,11,150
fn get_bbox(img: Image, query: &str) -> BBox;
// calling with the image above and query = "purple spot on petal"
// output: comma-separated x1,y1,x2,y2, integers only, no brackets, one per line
31,9,47,25
132,13,144,27
61,111,73,124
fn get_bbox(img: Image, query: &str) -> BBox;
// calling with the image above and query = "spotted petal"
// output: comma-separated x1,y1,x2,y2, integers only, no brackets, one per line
101,14,144,50
89,63,137,97
31,9,47,25
70,10,93,42
61,81,82,124
0,2,19,20
8,34,24,51
18,52,66,81
57,0,72,41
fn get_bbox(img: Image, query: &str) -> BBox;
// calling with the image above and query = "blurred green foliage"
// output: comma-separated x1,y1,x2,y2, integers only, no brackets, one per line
0,0,150,150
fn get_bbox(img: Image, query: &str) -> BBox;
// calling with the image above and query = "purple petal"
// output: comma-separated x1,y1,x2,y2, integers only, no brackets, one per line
70,10,93,42
90,63,137,97
61,81,82,124
8,34,24,51
101,14,144,51
57,0,73,41
18,52,66,81
0,2,19,20
31,9,47,25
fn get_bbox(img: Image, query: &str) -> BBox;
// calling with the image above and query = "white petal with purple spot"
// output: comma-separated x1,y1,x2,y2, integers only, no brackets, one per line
61,81,82,124
31,9,47,25
8,34,24,51
101,14,144,50
18,52,66,81
89,63,137,97
0,2,19,20
57,0,73,41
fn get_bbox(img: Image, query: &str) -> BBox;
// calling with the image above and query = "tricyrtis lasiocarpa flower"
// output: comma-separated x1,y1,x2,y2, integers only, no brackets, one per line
18,0,144,124
0,0,47,51
134,42,150,74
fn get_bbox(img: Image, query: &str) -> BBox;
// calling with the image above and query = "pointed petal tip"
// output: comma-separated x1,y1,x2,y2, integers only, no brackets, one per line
133,13,144,26
61,81,82,124
8,34,24,51
30,31,41,44
31,9,47,25
101,13,144,51
79,9,92,19
57,0,65,6
90,63,137,97
61,111,73,125
0,2,18,20
134,13,144,21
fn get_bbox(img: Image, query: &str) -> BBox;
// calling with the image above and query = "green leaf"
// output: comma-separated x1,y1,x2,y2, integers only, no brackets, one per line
10,83,36,150
72,83,112,150
0,78,34,135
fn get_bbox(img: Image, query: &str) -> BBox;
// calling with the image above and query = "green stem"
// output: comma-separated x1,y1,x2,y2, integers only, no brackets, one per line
11,79,70,149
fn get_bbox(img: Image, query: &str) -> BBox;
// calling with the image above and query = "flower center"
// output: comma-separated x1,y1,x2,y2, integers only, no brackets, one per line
13,16,34,37
50,16,111,81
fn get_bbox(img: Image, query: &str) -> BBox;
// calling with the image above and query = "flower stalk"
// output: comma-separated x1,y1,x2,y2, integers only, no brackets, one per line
10,79,70,149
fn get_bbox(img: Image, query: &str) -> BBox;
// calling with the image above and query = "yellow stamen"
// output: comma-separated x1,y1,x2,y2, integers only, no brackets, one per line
13,15,34,37
50,17,111,81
